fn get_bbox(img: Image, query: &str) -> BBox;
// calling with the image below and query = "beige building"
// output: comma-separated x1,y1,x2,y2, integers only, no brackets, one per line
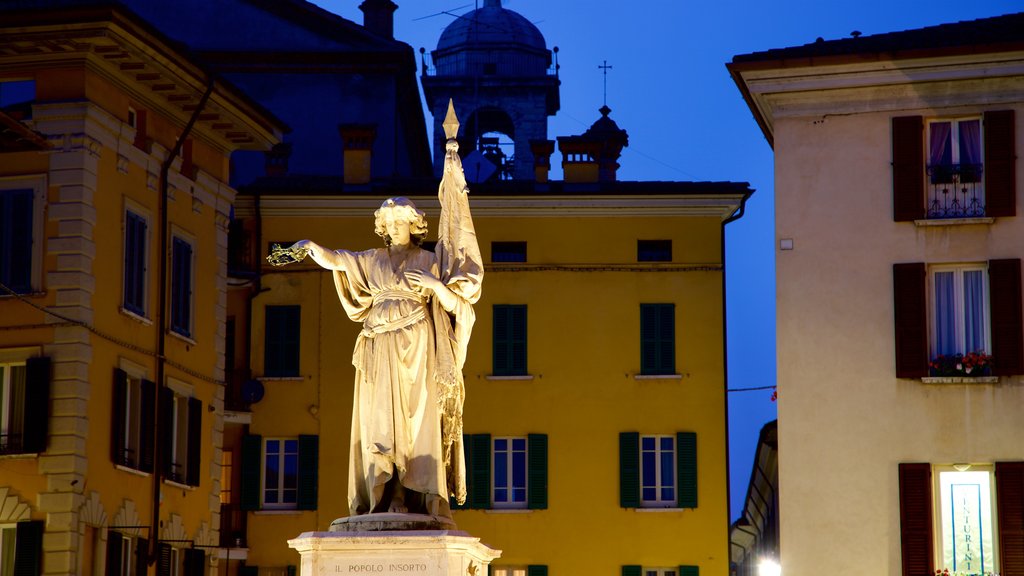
729,12,1024,576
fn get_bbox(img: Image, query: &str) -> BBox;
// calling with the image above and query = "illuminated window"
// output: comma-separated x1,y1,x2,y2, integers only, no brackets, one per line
937,467,997,575
263,438,299,508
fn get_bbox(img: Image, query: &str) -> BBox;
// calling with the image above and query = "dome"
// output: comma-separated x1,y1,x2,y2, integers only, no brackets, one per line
436,0,547,54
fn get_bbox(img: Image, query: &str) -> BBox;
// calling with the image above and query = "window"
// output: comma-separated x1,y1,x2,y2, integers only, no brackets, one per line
892,111,1016,221
493,567,547,576
638,240,672,262
105,532,147,576
898,463,1024,575
493,305,527,376
240,435,318,511
641,435,676,507
264,306,301,377
123,209,148,317
931,265,989,359
492,241,526,263
0,521,43,576
622,567,698,576
493,437,527,508
0,355,49,455
156,543,205,576
160,384,201,486
111,368,154,472
620,432,696,509
170,236,193,338
640,304,675,375
130,108,147,149
893,260,1022,378
0,189,34,295
0,80,34,109
460,434,547,510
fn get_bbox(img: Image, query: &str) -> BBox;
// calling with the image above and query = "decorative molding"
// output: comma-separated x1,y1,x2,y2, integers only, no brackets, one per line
112,500,143,537
78,491,107,527
161,513,187,543
0,487,32,522
235,194,746,219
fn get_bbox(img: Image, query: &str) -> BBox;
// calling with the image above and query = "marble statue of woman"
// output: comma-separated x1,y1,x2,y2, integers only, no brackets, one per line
275,114,482,520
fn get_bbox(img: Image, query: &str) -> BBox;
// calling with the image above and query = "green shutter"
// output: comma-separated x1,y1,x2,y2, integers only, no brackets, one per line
619,432,640,508
112,369,127,465
157,542,172,576
622,566,642,576
469,434,491,509
13,521,43,576
641,304,675,375
527,434,548,510
527,566,547,576
493,305,527,376
186,397,202,486
139,379,156,473
297,435,319,510
679,566,699,576
240,434,262,511
105,531,123,576
134,537,148,576
677,432,697,508
22,356,50,454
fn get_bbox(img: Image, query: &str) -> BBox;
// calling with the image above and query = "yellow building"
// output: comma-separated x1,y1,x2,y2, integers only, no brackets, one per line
0,4,283,575
229,115,750,576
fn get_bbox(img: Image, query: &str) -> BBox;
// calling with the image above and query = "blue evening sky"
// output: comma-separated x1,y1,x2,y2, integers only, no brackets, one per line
312,0,1022,519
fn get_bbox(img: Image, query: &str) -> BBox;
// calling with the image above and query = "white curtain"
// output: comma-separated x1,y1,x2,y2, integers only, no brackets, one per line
934,271,956,355
964,270,986,353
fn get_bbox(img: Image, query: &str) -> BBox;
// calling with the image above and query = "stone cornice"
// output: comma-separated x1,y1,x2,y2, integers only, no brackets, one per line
234,194,746,219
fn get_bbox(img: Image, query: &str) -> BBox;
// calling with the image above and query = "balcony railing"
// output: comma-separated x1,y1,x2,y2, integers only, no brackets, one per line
926,163,985,219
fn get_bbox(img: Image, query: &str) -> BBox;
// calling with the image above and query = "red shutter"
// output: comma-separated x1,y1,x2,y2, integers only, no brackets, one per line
894,263,928,378
893,116,925,221
997,462,1024,575
984,110,1016,217
990,259,1024,376
899,463,933,576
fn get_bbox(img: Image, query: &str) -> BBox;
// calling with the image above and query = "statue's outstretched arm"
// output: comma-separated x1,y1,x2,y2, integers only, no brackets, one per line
287,239,353,272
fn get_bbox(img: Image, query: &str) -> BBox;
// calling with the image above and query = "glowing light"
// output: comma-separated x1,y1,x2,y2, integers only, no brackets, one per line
758,559,781,576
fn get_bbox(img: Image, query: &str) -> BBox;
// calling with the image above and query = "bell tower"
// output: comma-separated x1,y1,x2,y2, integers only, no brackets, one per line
421,0,560,181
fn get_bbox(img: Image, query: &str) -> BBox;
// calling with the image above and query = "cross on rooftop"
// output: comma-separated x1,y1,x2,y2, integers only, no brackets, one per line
598,59,612,106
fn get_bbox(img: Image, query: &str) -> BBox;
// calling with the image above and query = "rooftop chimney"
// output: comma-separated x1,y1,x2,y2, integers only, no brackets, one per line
359,0,397,39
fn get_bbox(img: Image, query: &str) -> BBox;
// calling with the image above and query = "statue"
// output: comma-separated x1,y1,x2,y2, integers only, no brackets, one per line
268,101,482,520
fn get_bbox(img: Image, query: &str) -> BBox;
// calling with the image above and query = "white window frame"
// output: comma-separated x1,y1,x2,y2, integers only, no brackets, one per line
0,361,24,450
262,437,299,509
0,175,46,294
932,465,999,575
644,569,678,576
0,523,16,576
119,534,134,576
491,567,527,576
121,199,151,320
169,546,181,576
165,378,192,485
118,360,147,470
0,347,37,455
928,264,991,359
640,434,676,508
927,117,984,168
492,436,528,509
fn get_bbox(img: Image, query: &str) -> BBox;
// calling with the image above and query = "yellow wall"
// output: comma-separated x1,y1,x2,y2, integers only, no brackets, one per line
242,202,732,574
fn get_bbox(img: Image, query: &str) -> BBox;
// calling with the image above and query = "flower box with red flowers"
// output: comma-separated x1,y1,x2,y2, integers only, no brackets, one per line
928,352,993,377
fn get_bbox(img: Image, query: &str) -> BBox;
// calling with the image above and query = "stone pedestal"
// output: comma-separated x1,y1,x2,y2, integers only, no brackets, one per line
288,515,501,576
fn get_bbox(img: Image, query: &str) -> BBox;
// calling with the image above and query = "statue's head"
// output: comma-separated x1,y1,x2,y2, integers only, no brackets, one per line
374,197,428,247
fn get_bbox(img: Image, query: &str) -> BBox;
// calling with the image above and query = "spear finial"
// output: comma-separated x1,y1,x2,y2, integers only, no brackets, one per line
443,98,460,140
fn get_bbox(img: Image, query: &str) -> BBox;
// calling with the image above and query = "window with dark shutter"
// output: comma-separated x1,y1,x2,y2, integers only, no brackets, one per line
638,240,672,262
265,305,301,377
21,356,49,454
892,116,925,222
527,434,548,510
112,369,127,466
526,566,547,576
123,210,147,316
679,567,699,576
996,461,1024,575
619,432,640,508
983,110,1016,217
157,542,173,576
159,387,173,479
297,435,319,510
493,305,527,376
134,537,148,576
0,188,34,294
622,566,642,576
640,304,675,375
105,531,123,576
893,263,928,378
13,520,43,576
990,259,1023,376
899,463,934,576
184,548,205,575
139,379,155,473
491,242,526,263
132,109,148,150
240,434,262,511
468,433,492,509
171,237,193,338
677,432,697,509
186,397,202,486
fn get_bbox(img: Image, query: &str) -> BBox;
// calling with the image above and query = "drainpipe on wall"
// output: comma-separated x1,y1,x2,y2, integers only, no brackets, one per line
151,79,215,563
720,189,751,562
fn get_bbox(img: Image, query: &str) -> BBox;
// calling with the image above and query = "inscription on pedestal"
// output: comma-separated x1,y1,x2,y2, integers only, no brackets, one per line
335,563,431,574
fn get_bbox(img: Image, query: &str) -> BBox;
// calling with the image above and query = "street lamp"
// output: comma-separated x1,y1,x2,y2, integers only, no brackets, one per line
758,558,781,576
